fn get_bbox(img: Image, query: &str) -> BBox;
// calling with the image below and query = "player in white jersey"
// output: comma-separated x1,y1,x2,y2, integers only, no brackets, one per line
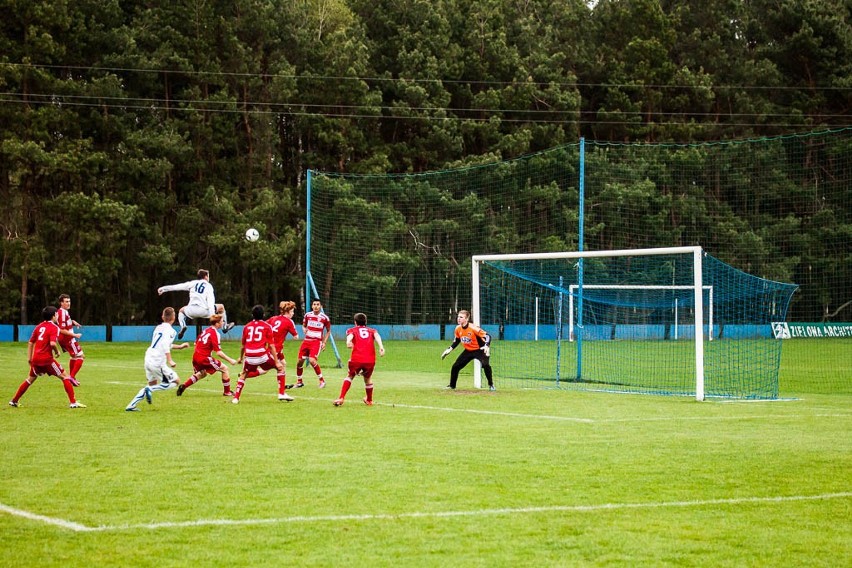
125,307,190,411
157,268,234,339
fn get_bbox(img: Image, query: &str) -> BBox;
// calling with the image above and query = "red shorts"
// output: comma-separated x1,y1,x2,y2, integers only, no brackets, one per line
242,354,277,375
58,336,84,358
298,339,322,359
30,360,65,378
347,361,375,380
193,357,225,375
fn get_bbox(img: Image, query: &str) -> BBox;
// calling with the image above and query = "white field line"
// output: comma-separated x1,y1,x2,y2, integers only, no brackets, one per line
2,493,849,533
597,413,852,423
0,503,90,531
104,381,595,423
102,381,851,423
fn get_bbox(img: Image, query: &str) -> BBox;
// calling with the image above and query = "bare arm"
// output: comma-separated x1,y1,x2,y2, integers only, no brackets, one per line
269,344,283,371
217,350,238,365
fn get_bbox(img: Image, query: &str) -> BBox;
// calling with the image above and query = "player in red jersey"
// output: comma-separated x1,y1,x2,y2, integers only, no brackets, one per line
9,306,86,408
266,300,299,401
56,294,85,384
333,312,385,407
231,305,283,404
441,309,495,391
176,314,238,396
294,299,331,388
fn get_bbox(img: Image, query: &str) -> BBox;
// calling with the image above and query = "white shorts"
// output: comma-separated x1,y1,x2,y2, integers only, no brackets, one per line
245,354,271,366
145,361,179,384
183,304,215,320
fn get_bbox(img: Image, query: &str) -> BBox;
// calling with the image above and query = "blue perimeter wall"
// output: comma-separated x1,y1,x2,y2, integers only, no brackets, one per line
1,323,773,342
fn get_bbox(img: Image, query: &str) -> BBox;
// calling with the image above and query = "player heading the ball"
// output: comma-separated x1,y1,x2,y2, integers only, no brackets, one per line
158,268,234,340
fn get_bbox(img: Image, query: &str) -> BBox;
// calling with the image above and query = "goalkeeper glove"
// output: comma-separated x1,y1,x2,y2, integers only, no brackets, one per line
441,347,452,360
482,345,490,357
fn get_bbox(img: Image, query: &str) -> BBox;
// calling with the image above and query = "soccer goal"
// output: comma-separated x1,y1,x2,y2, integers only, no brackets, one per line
472,246,798,400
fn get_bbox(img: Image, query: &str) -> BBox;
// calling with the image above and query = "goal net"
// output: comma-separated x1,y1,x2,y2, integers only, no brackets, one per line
473,247,798,400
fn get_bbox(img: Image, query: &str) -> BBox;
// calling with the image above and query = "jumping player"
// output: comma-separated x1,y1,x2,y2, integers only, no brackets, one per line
441,310,495,391
333,312,385,406
9,306,86,408
157,269,234,340
294,299,330,388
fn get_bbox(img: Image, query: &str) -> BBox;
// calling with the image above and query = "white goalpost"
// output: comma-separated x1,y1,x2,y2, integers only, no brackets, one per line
472,246,706,401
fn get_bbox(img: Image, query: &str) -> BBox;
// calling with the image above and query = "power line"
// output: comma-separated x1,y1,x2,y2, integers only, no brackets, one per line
0,97,843,129
2,91,848,120
3,62,851,92
0,92,849,119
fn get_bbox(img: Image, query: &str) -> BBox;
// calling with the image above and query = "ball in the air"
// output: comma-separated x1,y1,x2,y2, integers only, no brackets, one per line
245,228,260,242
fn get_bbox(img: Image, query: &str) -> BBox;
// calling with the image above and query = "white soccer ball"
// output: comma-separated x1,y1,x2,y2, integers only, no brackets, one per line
245,228,260,242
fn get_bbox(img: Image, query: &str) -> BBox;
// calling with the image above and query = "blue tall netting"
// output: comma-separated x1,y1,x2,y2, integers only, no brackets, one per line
480,251,798,399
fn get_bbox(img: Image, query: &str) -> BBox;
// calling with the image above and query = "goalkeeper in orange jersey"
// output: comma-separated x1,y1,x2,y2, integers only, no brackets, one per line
441,310,495,391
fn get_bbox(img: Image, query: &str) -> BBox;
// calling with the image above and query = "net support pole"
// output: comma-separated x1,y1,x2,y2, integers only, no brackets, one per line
568,294,574,342
694,248,705,401
471,257,482,388
577,137,585,380
556,276,563,384
535,297,539,341
307,272,343,368
305,169,313,310
709,287,714,341
674,299,679,340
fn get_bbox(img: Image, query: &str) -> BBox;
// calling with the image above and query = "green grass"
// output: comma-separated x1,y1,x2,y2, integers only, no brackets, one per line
779,338,852,395
0,340,849,567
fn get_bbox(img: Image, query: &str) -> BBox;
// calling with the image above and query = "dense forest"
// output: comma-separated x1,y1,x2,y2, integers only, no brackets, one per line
1,0,850,325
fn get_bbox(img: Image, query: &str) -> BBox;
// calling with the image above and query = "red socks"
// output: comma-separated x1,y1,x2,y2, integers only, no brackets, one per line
11,380,31,403
62,379,77,403
69,358,84,379
338,378,352,399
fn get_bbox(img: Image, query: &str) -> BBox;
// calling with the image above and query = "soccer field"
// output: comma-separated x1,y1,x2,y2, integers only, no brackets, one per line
0,340,849,567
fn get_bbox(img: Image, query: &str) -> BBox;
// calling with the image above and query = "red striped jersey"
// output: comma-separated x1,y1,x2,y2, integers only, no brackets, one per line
303,311,330,341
